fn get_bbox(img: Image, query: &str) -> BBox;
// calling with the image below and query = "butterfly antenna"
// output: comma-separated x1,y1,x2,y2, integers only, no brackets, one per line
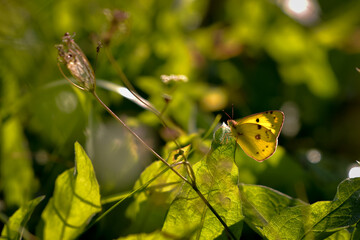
222,110,232,120
231,104,234,119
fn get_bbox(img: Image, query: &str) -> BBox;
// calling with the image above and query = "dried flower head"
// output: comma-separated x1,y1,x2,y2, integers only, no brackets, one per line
56,32,96,92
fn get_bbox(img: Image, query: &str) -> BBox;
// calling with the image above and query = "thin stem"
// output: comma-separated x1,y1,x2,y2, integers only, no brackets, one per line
192,185,237,240
93,48,236,238
56,35,235,238
104,47,187,157
184,161,197,185
87,165,170,230
104,47,161,116
92,90,236,239
58,59,236,239
91,91,189,184
0,212,38,240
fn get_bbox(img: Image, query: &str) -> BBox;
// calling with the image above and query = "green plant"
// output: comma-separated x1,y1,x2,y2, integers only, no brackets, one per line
2,2,360,238
2,31,359,240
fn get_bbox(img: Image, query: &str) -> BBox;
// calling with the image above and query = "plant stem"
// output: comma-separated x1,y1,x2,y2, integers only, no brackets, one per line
89,166,170,229
192,185,237,240
104,46,200,190
91,90,236,239
104,47,161,116
91,91,188,183
56,34,235,238
104,47,186,151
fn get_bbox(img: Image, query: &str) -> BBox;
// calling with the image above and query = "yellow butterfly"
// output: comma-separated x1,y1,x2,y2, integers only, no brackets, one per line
227,110,284,162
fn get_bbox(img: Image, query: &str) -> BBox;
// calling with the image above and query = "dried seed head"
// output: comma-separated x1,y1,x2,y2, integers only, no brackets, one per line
56,32,96,92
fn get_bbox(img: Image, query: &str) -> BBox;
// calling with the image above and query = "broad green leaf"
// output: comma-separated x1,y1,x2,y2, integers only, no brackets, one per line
262,177,360,240
125,146,189,233
41,142,101,240
239,183,306,236
325,229,351,240
116,230,173,240
162,125,243,239
1,196,44,239
0,117,38,207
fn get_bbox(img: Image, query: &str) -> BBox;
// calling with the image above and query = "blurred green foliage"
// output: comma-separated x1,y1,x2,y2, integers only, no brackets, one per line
1,0,360,238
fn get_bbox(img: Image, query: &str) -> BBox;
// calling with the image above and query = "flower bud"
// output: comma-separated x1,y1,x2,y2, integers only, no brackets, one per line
56,32,96,92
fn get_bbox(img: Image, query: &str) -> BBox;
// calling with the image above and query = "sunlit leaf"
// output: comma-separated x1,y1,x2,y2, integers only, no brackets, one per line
325,229,351,240
239,184,306,237
235,146,308,202
41,142,101,240
116,230,173,240
125,146,189,233
262,177,360,239
162,125,243,239
1,196,44,240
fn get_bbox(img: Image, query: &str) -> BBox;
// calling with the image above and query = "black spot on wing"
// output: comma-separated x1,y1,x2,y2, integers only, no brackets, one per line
257,125,261,129
256,118,259,123
255,134,261,140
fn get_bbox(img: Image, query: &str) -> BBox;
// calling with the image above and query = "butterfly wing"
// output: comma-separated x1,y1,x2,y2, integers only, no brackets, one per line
229,122,278,161
228,110,284,161
236,111,284,137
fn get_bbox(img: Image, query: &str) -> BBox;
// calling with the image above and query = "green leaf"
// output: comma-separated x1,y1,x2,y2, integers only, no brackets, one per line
41,142,101,240
161,125,244,239
125,146,189,233
1,196,44,240
239,183,306,236
116,230,173,240
0,117,38,207
262,177,360,240
325,229,351,240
